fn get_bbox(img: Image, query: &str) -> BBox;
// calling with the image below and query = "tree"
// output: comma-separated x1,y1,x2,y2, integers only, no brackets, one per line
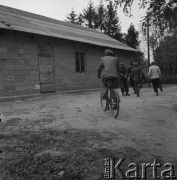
104,1,123,41
65,1,124,42
125,23,144,61
94,1,106,32
154,34,177,82
77,14,84,25
104,0,177,35
66,8,78,24
81,0,97,28
125,23,140,49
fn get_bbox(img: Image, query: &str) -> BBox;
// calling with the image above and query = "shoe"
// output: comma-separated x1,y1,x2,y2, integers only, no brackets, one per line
105,105,110,111
126,93,130,96
160,86,163,92
156,92,159,96
122,93,125,96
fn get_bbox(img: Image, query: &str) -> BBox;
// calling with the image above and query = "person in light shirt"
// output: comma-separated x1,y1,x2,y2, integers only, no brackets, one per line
148,61,163,95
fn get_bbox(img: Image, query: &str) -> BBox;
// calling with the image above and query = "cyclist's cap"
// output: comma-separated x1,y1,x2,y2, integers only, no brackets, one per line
133,62,138,66
151,61,156,65
105,49,114,56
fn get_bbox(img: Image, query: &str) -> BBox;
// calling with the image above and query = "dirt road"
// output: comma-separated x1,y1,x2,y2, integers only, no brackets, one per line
0,85,177,179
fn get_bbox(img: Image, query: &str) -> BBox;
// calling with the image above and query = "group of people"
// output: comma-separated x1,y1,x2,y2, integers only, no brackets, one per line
119,61,145,97
97,49,163,97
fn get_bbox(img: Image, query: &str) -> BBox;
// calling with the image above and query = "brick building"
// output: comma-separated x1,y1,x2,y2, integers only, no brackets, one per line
0,5,136,97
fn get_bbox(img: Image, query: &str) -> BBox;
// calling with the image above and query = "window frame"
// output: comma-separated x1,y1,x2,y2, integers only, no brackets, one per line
75,51,86,73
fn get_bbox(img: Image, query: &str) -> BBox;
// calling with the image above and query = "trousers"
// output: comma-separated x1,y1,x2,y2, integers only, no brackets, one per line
151,78,161,93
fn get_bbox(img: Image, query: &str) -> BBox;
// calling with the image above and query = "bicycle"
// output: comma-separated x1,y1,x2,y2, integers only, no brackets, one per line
100,78,120,118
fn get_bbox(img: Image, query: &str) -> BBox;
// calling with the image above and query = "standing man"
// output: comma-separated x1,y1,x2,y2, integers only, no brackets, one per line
131,62,144,97
119,62,130,96
148,61,163,95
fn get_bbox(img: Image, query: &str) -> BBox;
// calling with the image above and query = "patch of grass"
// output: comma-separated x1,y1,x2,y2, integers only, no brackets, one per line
1,128,164,180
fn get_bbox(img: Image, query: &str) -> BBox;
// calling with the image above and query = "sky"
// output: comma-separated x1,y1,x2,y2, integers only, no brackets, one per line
0,0,147,33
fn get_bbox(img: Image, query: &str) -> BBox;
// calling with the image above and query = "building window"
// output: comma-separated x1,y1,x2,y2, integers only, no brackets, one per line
75,52,85,73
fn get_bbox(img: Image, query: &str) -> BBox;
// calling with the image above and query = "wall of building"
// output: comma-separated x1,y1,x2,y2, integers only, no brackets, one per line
0,29,134,97
53,40,104,91
0,30,40,97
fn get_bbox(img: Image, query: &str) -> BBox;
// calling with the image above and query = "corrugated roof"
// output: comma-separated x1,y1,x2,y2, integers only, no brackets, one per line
0,5,137,52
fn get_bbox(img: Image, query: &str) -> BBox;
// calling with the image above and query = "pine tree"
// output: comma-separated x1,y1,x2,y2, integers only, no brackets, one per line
125,23,140,49
104,1,122,41
66,8,78,24
94,1,106,32
125,23,144,60
82,0,97,28
77,14,84,25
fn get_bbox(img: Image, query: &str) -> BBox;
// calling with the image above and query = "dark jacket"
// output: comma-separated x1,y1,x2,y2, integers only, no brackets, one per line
131,66,144,83
126,66,133,79
97,55,119,80
119,66,127,80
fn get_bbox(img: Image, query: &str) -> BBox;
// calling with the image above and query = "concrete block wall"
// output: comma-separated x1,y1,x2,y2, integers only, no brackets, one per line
0,30,40,97
0,29,134,97
53,40,102,91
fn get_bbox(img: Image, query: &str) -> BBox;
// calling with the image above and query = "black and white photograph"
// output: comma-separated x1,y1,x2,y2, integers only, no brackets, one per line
0,0,177,179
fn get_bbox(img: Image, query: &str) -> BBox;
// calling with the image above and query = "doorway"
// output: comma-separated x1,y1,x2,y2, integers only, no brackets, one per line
38,53,55,93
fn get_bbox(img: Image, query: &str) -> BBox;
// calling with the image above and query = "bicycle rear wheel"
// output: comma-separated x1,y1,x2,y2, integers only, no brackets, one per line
100,93,108,111
110,89,120,118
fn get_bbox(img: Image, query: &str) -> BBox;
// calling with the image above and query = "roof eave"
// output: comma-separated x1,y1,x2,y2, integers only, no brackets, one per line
0,26,137,52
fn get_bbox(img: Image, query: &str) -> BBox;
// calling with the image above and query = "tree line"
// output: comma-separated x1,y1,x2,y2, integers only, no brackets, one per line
65,1,141,54
151,29,177,83
66,0,177,83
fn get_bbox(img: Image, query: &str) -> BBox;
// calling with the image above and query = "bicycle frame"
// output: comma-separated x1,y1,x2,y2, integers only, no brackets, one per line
100,78,120,118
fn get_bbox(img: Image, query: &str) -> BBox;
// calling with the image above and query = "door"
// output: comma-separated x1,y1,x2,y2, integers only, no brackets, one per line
38,53,56,93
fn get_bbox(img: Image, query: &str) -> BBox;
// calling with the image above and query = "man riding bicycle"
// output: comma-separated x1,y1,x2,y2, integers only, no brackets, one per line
97,49,120,98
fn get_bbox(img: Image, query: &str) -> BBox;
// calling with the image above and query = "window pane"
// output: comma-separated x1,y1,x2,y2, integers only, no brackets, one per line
76,65,80,72
80,54,84,67
76,58,79,66
75,52,80,72
75,52,85,73
81,65,85,72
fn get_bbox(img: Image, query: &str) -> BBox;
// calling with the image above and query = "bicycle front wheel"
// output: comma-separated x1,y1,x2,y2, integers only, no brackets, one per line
110,89,120,118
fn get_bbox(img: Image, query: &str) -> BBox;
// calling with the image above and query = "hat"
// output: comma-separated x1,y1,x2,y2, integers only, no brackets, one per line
104,49,114,56
133,62,138,66
151,61,156,65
